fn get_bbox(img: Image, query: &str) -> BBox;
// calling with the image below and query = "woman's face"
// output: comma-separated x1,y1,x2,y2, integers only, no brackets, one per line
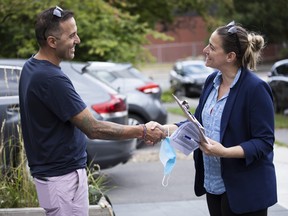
203,31,228,71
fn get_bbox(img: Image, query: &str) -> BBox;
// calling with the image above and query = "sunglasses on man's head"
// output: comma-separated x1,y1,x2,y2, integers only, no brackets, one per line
53,6,63,18
42,6,63,40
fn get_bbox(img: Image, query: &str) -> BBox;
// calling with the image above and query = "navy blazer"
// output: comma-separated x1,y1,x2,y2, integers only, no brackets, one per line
193,68,277,214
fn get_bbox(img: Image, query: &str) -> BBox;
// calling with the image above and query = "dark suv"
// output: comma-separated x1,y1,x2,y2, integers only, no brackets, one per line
0,59,136,171
169,60,215,98
267,59,288,113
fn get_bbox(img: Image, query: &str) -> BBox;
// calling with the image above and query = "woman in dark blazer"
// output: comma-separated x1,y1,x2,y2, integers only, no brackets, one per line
158,21,277,216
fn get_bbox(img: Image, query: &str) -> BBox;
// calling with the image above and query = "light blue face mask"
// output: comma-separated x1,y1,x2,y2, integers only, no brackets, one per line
159,137,176,187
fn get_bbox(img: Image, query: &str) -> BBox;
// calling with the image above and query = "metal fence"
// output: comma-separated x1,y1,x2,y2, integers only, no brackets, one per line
144,42,205,63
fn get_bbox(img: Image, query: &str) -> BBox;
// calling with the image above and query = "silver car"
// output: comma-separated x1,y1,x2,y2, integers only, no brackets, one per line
81,61,168,148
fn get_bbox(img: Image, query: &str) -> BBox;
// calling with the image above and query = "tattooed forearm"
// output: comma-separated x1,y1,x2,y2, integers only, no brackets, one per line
71,108,166,143
71,108,141,140
91,121,126,140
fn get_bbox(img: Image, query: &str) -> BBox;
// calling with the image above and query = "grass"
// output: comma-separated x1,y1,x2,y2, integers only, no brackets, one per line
275,114,288,128
161,89,175,103
0,124,39,208
87,164,110,205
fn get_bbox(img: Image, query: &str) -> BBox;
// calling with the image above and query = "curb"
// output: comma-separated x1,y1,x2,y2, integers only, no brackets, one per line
0,205,113,216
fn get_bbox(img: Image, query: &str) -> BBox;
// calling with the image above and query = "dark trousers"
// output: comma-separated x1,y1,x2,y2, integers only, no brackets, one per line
206,192,267,216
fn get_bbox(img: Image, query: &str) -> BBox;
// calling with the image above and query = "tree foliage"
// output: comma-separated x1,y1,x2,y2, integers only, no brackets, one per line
0,0,170,63
204,0,288,45
233,0,288,44
0,0,287,63
104,0,216,31
108,0,288,45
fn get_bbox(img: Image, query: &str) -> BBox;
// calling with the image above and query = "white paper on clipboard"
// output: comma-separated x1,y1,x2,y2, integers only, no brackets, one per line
169,94,208,155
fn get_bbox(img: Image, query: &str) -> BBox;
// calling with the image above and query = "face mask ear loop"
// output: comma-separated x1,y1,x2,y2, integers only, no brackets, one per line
162,127,171,187
162,174,171,187
167,126,170,137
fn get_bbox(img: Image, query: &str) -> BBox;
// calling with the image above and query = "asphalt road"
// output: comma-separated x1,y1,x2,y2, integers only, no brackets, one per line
103,152,199,204
102,110,201,204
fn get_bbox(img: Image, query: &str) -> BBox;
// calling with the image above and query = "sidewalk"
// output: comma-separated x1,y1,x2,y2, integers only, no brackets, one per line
113,197,287,216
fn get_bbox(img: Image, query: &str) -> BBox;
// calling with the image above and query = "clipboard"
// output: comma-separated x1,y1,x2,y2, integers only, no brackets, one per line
172,94,208,143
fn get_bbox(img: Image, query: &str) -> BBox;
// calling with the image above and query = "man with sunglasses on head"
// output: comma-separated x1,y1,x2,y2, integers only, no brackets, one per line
19,6,165,216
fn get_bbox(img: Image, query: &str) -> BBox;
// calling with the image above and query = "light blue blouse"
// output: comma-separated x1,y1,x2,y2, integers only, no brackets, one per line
202,69,241,194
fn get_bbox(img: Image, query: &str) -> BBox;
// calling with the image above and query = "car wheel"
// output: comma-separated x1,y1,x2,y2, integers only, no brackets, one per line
128,113,146,149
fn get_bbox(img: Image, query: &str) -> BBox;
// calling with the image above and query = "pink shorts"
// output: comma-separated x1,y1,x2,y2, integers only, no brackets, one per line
34,168,89,216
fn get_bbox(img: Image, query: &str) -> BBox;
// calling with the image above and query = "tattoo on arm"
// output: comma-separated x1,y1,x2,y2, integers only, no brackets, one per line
71,108,130,140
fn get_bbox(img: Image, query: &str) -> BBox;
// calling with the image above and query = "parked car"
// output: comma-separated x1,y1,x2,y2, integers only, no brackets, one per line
81,61,168,148
267,59,288,113
0,59,136,171
169,60,215,98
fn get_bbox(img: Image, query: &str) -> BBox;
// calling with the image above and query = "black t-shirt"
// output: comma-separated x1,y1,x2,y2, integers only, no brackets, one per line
19,58,87,177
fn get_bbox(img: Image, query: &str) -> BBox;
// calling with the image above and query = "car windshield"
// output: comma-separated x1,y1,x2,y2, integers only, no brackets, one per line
183,64,212,75
276,63,288,76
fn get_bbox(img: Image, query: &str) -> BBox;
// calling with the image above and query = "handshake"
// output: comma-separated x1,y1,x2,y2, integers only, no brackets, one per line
140,121,177,145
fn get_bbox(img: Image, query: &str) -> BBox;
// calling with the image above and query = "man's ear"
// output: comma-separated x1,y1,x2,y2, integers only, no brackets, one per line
46,36,58,49
226,52,237,63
